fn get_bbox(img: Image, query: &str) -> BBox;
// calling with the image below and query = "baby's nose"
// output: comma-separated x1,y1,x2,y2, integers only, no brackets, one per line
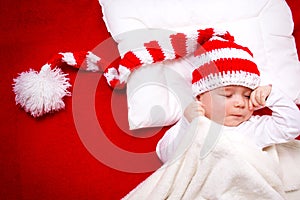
234,96,246,107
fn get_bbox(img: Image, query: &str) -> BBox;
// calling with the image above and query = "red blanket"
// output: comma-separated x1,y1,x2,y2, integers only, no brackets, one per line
0,0,299,199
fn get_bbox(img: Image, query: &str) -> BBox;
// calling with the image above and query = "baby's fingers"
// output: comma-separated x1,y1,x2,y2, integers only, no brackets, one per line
195,101,205,114
258,91,267,106
250,85,272,110
249,98,254,110
255,88,268,106
250,90,260,108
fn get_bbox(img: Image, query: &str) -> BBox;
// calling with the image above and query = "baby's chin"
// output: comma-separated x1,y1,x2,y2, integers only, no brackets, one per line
208,113,252,127
218,116,248,127
223,121,243,127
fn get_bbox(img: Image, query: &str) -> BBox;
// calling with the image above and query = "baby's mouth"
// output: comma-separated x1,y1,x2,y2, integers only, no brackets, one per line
230,114,243,117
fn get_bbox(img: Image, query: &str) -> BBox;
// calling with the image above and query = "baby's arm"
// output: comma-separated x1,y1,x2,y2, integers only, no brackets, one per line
156,101,205,163
249,85,300,147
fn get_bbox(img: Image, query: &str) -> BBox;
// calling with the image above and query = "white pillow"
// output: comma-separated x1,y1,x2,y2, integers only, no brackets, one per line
127,58,194,129
99,0,300,130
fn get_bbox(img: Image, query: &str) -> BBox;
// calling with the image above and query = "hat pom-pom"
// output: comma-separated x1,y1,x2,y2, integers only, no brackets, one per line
13,64,71,117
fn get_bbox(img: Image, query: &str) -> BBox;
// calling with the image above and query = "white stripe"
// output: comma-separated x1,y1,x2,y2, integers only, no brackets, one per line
104,67,118,84
209,35,227,42
59,52,77,65
131,46,154,66
185,31,199,55
118,65,131,83
86,51,101,72
192,48,255,70
157,38,176,60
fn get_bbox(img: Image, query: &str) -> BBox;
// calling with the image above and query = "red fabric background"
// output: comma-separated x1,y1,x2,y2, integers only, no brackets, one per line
0,0,299,199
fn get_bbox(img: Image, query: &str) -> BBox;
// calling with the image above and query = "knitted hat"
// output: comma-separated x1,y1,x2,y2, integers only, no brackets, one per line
13,28,233,117
191,36,260,97
103,28,234,88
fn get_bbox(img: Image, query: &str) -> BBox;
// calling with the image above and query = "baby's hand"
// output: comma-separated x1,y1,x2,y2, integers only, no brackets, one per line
184,101,205,123
249,85,272,110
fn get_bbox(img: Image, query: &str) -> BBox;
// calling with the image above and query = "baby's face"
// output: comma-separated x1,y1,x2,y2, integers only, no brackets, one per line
198,85,254,127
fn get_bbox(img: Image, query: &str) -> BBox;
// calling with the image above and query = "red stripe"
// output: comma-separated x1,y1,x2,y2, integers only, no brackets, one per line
72,51,90,69
144,40,165,63
48,53,64,67
170,33,187,58
192,58,259,83
119,51,142,71
197,28,214,45
220,31,235,42
108,78,126,89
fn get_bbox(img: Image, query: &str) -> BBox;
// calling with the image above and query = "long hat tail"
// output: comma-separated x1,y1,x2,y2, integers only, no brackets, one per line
13,28,234,117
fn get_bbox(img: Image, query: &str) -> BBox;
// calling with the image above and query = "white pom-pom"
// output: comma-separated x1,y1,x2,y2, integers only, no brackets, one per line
13,64,71,117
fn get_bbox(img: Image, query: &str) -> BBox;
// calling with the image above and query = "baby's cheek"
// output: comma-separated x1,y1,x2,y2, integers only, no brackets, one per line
245,110,254,120
213,106,227,119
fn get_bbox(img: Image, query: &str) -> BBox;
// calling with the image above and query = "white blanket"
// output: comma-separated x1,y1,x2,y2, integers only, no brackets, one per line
122,117,300,200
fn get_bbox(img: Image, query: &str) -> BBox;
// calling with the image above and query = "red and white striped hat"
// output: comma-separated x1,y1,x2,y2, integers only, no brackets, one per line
13,28,236,117
191,36,260,97
103,28,234,88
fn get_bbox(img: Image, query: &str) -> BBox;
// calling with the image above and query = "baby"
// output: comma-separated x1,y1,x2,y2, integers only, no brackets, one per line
156,36,300,163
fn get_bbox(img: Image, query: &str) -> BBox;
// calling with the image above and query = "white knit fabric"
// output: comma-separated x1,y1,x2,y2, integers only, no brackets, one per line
192,71,260,96
192,48,256,70
86,51,101,72
60,52,77,65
